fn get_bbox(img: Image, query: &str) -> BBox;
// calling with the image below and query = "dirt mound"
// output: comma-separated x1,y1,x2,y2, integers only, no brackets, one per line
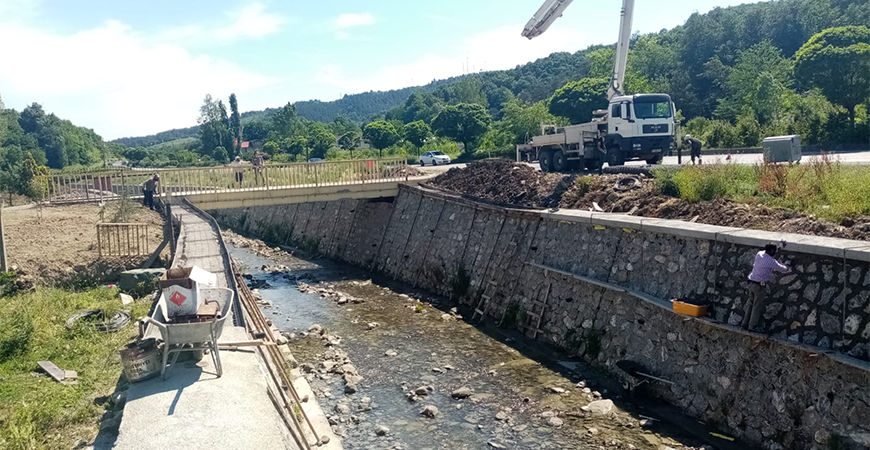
427,160,573,209
427,160,870,241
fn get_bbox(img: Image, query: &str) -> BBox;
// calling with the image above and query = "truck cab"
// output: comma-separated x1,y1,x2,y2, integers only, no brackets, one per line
605,94,675,165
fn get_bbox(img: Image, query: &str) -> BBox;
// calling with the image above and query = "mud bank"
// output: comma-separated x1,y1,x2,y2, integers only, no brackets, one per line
210,186,870,450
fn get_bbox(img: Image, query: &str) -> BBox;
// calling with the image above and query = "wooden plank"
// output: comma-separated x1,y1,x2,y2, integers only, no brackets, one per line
37,361,67,382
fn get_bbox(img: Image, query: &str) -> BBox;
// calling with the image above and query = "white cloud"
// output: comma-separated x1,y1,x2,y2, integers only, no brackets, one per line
0,19,278,139
158,2,287,45
333,13,375,29
314,24,586,96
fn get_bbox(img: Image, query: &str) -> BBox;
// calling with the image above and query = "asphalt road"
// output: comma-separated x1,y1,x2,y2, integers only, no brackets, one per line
418,150,870,175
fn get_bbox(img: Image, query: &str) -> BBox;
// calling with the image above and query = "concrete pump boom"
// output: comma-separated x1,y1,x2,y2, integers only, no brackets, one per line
522,0,635,100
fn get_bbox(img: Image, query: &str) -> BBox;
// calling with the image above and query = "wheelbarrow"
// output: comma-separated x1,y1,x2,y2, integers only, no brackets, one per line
141,287,235,380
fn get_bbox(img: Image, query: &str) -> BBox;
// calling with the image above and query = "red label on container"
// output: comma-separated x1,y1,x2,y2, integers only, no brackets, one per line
169,291,187,306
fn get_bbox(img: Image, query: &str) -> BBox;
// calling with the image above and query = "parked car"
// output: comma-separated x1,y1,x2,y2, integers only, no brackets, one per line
419,151,451,166
308,158,323,162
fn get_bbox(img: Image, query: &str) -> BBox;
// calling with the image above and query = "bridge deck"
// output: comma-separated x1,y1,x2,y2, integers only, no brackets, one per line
113,202,296,450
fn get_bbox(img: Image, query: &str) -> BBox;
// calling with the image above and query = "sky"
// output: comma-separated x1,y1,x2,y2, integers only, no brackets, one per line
0,0,762,140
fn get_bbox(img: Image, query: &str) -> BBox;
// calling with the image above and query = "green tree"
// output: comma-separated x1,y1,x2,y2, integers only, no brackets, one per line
338,131,361,154
17,152,49,201
229,93,242,157
548,78,609,124
717,42,793,124
307,122,335,159
243,120,269,141
213,146,229,163
431,103,492,154
499,99,563,144
404,121,432,149
363,121,400,157
263,141,280,155
795,26,870,130
270,102,298,138
287,136,309,159
198,94,231,160
329,116,359,136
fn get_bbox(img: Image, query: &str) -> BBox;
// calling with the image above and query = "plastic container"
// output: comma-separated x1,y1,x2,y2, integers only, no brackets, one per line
672,300,708,317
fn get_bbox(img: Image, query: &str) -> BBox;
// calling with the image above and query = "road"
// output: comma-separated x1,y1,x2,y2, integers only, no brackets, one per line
418,150,870,175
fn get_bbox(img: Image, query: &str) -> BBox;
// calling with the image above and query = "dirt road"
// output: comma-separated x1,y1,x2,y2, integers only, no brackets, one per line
418,149,870,175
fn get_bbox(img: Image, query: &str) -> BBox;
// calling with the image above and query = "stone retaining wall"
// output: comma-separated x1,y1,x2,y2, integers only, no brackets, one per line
208,185,870,449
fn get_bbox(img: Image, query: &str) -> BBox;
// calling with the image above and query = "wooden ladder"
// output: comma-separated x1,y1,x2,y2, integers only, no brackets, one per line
471,230,525,322
520,281,551,339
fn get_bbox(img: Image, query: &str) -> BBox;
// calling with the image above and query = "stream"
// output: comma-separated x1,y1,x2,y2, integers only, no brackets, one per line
226,232,736,450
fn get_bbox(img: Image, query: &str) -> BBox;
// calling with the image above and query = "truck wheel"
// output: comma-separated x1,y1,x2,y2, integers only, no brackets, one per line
585,159,599,171
539,151,554,172
552,150,568,172
608,147,626,167
646,155,662,165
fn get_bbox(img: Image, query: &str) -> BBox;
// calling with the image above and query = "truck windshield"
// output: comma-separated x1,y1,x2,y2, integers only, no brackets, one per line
633,101,672,119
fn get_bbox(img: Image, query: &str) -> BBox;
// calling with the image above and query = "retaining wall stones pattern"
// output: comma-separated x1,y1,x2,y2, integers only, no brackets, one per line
208,185,870,449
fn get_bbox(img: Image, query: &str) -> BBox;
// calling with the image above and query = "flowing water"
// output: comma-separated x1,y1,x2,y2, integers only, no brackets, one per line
227,234,748,450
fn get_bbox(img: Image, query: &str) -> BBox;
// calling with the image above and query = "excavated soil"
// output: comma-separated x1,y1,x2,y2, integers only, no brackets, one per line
4,202,169,285
427,160,870,242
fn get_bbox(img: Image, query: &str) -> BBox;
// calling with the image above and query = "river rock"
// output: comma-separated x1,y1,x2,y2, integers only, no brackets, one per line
384,349,398,357
335,403,351,414
451,387,474,399
495,411,508,421
487,442,507,449
421,405,439,418
375,425,390,436
308,324,323,333
548,386,566,394
414,386,430,396
547,417,564,427
585,399,614,415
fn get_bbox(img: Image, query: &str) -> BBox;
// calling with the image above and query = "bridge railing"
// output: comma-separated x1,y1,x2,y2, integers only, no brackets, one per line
48,158,411,204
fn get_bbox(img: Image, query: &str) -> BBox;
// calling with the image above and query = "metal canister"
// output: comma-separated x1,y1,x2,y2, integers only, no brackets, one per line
119,338,161,382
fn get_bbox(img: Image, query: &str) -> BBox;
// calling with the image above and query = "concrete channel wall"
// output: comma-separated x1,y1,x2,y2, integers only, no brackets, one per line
208,185,870,450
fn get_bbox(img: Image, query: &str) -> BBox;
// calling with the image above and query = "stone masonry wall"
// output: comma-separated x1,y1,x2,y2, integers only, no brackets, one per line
208,186,870,449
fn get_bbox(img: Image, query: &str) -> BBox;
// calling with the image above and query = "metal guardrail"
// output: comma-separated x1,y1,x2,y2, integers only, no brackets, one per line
48,158,410,204
97,223,150,257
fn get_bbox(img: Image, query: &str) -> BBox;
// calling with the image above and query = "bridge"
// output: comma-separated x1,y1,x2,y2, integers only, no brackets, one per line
47,158,427,208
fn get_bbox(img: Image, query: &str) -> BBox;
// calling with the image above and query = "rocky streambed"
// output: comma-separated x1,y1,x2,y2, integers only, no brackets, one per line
225,231,742,450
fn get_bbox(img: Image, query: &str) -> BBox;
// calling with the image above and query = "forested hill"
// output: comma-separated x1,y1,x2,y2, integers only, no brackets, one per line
113,0,870,149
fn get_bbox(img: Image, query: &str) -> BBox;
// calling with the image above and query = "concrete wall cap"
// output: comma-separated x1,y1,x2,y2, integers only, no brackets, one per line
541,209,594,224
589,213,644,230
717,228,868,259
640,218,742,240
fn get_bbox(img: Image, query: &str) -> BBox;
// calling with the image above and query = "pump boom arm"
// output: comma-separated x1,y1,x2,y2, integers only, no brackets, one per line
522,0,635,100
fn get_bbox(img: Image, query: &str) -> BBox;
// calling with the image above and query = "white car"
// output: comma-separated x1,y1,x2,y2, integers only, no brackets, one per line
419,151,451,166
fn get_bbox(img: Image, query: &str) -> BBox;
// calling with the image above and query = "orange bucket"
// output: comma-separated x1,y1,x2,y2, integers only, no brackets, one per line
672,300,707,317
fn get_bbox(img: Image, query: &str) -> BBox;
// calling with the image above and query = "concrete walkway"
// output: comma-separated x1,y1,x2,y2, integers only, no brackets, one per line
113,202,296,450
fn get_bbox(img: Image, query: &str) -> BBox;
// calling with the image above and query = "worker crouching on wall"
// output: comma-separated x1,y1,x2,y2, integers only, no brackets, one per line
744,242,790,332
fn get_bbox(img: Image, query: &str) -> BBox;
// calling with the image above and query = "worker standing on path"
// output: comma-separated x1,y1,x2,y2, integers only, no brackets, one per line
596,130,607,175
229,156,246,188
744,243,790,331
684,135,703,165
251,151,265,187
142,174,159,210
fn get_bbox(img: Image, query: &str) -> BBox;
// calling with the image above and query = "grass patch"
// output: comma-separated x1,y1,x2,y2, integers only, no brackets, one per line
653,156,870,223
0,287,150,450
